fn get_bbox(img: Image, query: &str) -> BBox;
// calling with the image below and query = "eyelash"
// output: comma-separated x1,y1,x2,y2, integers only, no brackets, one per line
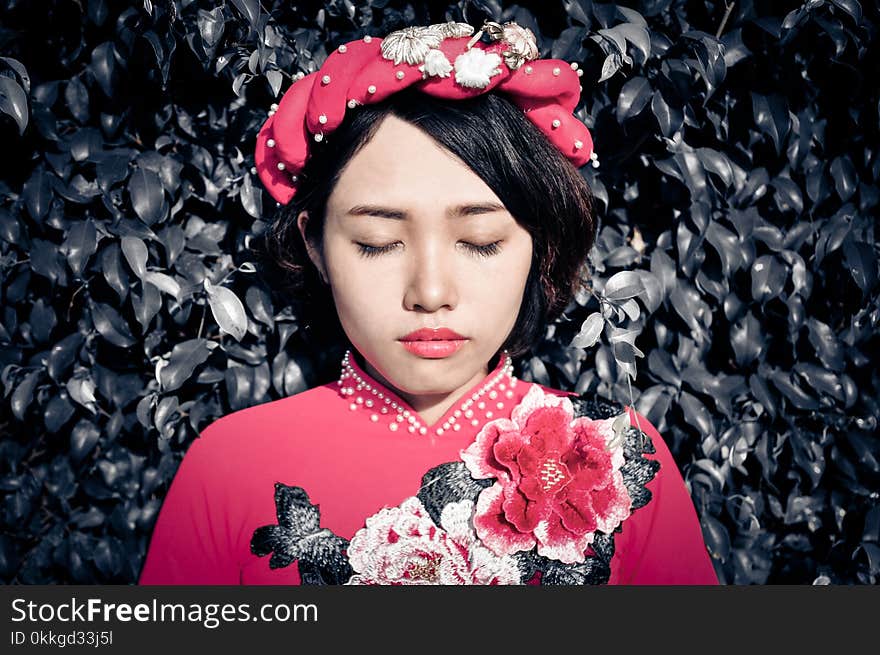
355,241,503,259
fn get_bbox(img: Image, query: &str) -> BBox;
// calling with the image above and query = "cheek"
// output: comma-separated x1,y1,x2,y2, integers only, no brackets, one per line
473,239,533,307
322,239,397,331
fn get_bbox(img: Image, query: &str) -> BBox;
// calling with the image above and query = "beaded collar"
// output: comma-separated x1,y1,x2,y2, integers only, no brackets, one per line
336,349,517,436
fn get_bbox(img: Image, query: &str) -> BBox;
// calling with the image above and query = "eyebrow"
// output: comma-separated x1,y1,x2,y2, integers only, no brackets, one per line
345,202,508,220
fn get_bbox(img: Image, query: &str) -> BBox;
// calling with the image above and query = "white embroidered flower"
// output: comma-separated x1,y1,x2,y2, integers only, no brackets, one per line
419,48,453,78
431,21,475,39
501,23,539,69
453,48,503,89
483,21,539,70
380,26,443,66
345,496,521,585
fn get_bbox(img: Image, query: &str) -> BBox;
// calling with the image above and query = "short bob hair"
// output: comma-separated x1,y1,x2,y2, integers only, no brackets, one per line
260,88,597,358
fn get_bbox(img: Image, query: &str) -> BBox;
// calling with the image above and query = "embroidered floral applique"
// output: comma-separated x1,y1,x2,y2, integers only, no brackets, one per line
346,497,521,585
250,483,353,584
460,385,633,564
250,389,659,585
453,48,503,89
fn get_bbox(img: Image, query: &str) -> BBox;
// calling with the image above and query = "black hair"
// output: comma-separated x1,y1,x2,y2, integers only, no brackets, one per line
259,88,596,358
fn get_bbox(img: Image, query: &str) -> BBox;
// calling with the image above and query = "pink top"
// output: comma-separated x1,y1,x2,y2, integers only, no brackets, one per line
139,352,718,585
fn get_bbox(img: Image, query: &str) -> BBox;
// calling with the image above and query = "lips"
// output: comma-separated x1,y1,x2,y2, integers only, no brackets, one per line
400,327,466,342
399,327,468,359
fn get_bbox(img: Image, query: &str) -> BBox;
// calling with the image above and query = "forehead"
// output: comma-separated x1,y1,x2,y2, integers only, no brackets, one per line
327,115,504,210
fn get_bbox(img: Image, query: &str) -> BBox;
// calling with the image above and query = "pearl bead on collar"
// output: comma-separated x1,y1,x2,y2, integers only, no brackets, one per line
336,350,517,436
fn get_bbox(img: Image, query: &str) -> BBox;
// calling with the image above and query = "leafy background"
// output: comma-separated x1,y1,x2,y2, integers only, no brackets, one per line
0,0,877,584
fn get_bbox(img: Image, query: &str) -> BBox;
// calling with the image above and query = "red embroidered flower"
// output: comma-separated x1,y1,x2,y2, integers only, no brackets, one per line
460,385,633,564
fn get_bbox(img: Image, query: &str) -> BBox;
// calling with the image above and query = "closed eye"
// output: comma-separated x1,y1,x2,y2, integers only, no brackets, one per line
460,240,502,257
356,242,401,258
355,240,503,258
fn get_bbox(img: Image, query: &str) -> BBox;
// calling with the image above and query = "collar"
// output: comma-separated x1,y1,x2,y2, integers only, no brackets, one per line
336,349,518,436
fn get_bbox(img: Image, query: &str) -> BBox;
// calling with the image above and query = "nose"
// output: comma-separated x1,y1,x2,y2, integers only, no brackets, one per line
402,239,458,313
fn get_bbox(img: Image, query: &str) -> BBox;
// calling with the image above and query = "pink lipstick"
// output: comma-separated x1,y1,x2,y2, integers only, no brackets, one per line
399,327,468,359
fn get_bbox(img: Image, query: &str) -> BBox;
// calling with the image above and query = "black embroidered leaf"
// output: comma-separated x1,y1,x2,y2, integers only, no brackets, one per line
273,483,321,536
571,393,624,420
619,424,660,511
417,462,492,527
621,458,659,509
250,483,353,582
542,557,611,585
295,534,353,585
589,532,616,562
513,540,614,586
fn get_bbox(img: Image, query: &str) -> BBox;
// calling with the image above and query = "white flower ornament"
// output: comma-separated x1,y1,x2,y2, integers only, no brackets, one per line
380,26,443,66
419,49,453,78
453,48,503,89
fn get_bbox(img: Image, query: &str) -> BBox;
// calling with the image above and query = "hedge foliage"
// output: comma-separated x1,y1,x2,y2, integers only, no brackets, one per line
0,0,877,584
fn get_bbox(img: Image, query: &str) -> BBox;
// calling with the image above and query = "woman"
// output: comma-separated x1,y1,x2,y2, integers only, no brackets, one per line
139,21,717,585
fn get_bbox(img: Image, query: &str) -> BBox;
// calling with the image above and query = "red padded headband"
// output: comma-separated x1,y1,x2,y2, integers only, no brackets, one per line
255,21,598,205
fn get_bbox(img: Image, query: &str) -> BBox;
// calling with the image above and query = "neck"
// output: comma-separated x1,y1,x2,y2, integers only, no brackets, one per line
361,353,498,425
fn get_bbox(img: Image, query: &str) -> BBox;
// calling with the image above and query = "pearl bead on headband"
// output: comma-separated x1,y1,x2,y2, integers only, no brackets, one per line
255,20,599,205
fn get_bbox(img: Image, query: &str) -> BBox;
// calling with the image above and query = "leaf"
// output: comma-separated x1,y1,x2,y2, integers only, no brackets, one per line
44,393,76,433
701,515,731,562
144,271,181,300
551,26,584,60
64,219,98,277
198,7,226,48
730,312,763,366
265,70,283,98
0,77,29,134
598,53,620,83
23,167,52,220
830,0,862,24
64,77,90,123
771,176,804,214
245,285,274,327
240,172,263,219
1,56,30,92
205,280,248,341
616,76,652,122
750,255,786,302
48,333,84,381
749,374,777,418
751,92,790,154
100,243,130,301
131,281,162,330
830,156,858,202
66,375,97,413
651,90,682,138
571,312,604,349
90,42,116,97
807,318,845,371
680,391,714,436
90,302,136,348
12,370,41,421
128,168,165,224
226,366,255,411
604,271,646,301
843,239,877,293
29,298,57,343
154,395,180,436
697,148,734,189
159,339,213,392
230,0,260,26
616,23,651,64
120,236,148,279
770,369,819,410
855,543,880,576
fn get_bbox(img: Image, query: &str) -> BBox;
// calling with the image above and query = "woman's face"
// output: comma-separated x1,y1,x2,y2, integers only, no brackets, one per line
299,115,533,400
